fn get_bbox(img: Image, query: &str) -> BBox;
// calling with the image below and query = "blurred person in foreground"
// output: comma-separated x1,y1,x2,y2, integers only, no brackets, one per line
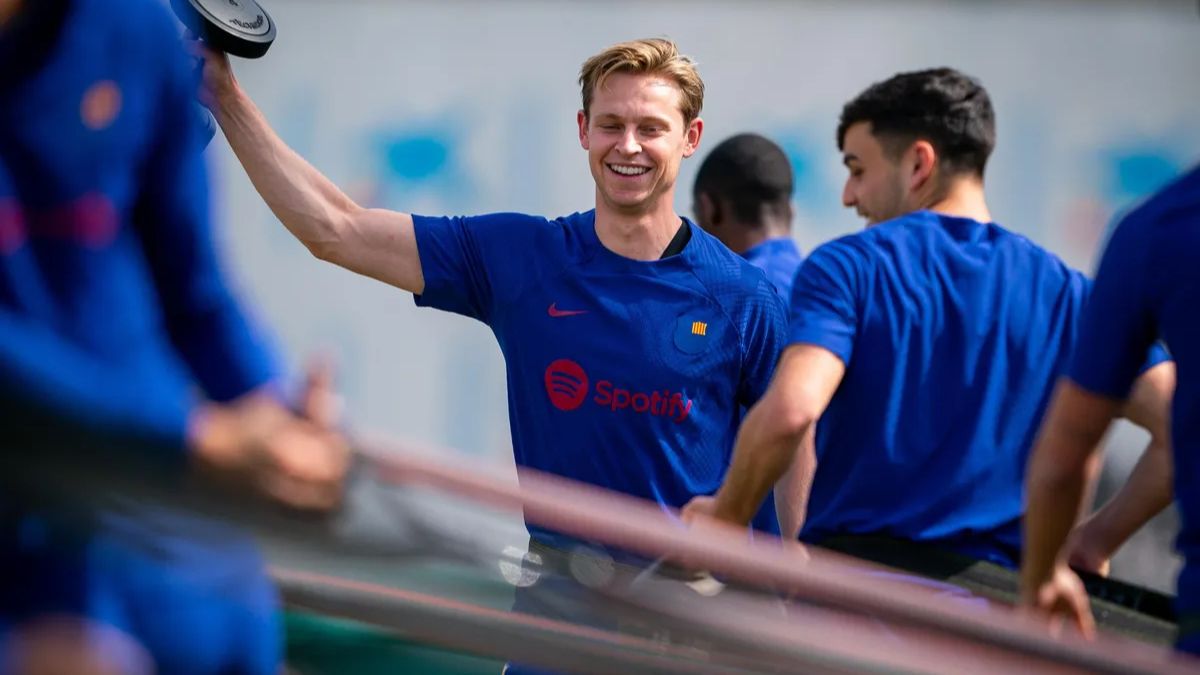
1021,165,1198,650
0,0,349,672
684,68,1172,591
198,36,789,674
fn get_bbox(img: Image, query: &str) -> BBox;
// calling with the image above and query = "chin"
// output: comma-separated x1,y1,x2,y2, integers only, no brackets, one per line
603,190,651,211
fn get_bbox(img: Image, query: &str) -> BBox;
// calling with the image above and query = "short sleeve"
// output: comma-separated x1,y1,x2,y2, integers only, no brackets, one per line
737,278,788,407
787,242,863,365
412,212,551,325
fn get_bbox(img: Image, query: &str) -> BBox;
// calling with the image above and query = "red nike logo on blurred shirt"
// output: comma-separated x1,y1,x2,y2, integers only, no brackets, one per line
548,303,588,317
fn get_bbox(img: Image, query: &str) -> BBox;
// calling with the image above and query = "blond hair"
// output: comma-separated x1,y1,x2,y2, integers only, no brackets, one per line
578,38,704,124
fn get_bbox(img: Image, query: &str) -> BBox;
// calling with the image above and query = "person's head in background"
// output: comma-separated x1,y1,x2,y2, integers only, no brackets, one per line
838,68,995,226
692,133,794,254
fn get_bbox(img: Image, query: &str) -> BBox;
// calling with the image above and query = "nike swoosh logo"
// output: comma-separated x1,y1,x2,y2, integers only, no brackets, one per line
548,303,588,318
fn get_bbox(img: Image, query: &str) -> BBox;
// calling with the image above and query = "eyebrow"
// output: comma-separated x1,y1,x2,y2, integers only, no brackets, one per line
842,153,860,167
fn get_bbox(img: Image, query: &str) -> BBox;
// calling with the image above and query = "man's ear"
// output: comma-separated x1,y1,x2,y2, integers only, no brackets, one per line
908,139,937,192
577,110,589,150
682,116,704,158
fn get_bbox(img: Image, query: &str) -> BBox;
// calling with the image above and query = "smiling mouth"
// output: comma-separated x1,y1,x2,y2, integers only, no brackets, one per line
607,163,651,177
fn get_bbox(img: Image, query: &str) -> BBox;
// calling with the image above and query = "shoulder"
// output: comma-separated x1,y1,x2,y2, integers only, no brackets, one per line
71,0,191,84
689,225,778,298
812,213,923,263
800,228,880,281
996,226,1080,279
413,210,594,264
82,0,179,49
414,210,564,235
1113,166,1200,249
1131,165,1200,223
686,227,784,325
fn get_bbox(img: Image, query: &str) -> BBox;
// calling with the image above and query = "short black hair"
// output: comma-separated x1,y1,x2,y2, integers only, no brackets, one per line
837,68,995,178
693,133,793,223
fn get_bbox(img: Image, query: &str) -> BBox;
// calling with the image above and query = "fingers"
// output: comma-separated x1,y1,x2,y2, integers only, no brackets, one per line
1028,569,1097,642
181,37,224,64
299,355,342,430
1068,584,1097,640
260,467,342,513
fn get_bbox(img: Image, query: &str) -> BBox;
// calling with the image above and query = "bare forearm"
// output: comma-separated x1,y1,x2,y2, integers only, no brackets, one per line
1023,437,1090,598
775,426,815,539
714,402,810,526
1077,439,1172,559
214,86,357,261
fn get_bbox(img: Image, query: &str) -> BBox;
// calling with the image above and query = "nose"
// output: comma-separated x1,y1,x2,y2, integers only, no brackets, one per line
841,179,856,208
616,127,641,156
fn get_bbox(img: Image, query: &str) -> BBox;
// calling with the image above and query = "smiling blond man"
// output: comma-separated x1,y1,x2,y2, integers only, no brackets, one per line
200,36,789,616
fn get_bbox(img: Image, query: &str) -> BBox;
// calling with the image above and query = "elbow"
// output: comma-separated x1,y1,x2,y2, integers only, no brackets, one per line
302,203,359,264
761,396,817,450
305,238,340,264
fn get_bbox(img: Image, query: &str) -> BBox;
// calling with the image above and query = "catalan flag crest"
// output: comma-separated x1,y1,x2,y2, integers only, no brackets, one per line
674,314,715,354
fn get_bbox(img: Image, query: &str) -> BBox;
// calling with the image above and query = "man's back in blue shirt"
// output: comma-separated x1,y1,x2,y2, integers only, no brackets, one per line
792,210,1108,566
692,68,1171,622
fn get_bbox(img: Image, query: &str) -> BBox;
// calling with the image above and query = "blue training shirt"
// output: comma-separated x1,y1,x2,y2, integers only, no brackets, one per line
789,209,1167,567
1068,166,1200,617
742,237,804,301
414,211,788,541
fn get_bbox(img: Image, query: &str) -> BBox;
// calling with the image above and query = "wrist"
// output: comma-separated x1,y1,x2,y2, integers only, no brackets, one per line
711,489,749,525
186,403,240,473
211,78,247,121
1071,518,1118,562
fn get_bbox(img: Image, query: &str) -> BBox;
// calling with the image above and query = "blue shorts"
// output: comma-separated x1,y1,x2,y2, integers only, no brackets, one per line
0,515,281,675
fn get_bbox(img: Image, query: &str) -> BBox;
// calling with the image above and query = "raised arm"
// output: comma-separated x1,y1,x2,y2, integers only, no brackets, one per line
197,47,425,293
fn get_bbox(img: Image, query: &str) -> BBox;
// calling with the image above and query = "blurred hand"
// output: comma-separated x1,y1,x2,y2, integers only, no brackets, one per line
189,360,351,513
3,615,152,675
184,39,237,111
680,494,719,525
1020,563,1097,640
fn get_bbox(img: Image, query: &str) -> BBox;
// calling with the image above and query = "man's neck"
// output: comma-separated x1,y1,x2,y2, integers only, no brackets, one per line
722,220,790,255
920,176,992,224
593,192,683,261
0,0,23,28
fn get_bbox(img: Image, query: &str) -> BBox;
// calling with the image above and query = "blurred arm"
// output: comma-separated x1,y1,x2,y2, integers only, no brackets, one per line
1021,380,1123,601
203,52,424,293
713,345,844,526
1068,362,1175,572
